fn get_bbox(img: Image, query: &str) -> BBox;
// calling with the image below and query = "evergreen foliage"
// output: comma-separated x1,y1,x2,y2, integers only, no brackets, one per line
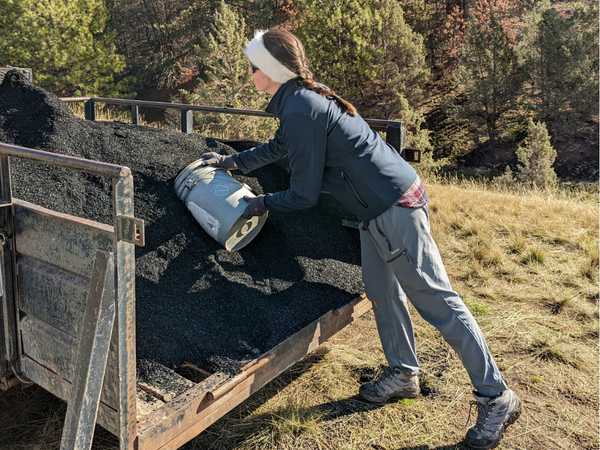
105,0,215,91
521,1,599,132
180,1,277,140
0,0,126,96
0,0,595,181
514,119,557,188
294,0,432,152
456,0,525,143
104,0,295,94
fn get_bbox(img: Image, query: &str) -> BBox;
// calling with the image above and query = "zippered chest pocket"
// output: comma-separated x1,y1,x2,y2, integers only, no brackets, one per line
341,170,368,208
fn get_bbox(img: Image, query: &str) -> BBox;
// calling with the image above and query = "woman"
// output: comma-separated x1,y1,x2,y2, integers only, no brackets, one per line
199,28,520,449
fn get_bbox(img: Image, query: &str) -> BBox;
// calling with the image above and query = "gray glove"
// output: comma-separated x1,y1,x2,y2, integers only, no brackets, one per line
198,152,237,170
241,195,267,218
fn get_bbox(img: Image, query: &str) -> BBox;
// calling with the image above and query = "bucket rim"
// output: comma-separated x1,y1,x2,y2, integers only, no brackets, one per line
225,211,269,252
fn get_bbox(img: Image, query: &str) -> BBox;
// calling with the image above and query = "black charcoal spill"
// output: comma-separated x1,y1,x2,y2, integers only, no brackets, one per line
1,70,363,376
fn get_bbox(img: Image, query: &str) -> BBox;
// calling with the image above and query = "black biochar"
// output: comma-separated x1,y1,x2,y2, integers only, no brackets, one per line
1,70,363,374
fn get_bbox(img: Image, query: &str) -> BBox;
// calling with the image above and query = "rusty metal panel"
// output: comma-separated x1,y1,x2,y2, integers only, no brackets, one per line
13,200,114,278
17,255,88,337
20,315,120,409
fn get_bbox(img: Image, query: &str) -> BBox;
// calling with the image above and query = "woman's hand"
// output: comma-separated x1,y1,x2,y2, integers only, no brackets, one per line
241,195,267,218
198,152,238,170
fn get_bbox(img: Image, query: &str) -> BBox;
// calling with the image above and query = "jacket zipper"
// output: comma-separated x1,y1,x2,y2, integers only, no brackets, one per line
341,171,368,208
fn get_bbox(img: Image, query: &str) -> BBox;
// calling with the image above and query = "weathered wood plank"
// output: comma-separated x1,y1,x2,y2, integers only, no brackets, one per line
137,295,372,450
17,255,88,337
60,251,115,450
13,199,114,278
0,304,8,385
20,356,164,430
0,155,19,380
137,389,165,420
112,175,138,450
20,356,120,435
19,315,120,409
137,361,195,403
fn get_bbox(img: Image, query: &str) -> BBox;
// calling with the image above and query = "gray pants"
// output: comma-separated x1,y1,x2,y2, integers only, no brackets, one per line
360,205,507,397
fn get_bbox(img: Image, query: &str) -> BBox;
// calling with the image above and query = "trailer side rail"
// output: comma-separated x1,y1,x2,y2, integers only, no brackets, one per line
59,96,420,162
0,142,143,449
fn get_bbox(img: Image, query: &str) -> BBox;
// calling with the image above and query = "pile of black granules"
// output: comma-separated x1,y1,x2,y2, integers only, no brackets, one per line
1,70,363,374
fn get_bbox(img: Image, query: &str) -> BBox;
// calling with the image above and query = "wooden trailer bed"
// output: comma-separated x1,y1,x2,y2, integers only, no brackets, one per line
0,142,371,449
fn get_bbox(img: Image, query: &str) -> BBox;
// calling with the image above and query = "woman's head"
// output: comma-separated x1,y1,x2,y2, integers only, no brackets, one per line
244,29,299,94
245,28,357,116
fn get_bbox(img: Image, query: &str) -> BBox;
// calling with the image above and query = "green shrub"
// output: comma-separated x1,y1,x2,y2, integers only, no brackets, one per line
0,0,127,96
515,119,557,189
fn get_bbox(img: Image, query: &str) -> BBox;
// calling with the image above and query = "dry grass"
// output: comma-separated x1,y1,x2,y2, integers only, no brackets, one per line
0,180,597,450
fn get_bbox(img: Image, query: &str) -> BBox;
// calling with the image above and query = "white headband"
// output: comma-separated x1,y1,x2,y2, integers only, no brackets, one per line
244,30,298,84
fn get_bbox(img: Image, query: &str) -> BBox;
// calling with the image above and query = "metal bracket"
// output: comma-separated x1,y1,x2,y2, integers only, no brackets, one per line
116,215,145,247
402,148,421,163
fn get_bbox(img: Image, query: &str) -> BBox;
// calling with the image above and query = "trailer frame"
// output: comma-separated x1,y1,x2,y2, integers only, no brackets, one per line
0,141,372,449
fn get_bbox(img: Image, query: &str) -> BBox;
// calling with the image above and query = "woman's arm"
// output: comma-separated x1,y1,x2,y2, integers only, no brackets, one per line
264,113,327,212
231,125,287,174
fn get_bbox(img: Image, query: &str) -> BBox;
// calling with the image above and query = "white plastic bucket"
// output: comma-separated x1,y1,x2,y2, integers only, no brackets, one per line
174,159,268,251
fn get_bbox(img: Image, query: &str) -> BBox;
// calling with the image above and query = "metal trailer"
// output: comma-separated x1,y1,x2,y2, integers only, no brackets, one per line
0,98,417,449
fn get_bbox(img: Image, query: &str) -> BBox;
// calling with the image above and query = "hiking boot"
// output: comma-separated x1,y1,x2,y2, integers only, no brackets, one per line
464,389,522,449
359,367,419,404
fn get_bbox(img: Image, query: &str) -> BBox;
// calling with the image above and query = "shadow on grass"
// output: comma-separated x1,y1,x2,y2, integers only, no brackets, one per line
185,350,467,450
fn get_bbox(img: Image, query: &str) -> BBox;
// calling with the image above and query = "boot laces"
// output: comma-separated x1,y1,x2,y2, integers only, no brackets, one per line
468,398,506,434
373,367,400,392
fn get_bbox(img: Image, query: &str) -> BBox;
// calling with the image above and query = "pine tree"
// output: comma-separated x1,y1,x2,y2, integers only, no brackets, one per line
515,119,557,189
0,0,126,96
294,0,431,152
521,2,599,132
105,0,215,92
455,0,525,143
180,1,277,141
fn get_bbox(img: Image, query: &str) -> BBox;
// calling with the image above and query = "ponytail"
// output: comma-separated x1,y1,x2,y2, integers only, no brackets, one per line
298,77,358,117
261,28,359,116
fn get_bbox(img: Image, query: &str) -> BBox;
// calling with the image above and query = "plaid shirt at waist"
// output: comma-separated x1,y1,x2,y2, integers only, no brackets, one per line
396,177,428,209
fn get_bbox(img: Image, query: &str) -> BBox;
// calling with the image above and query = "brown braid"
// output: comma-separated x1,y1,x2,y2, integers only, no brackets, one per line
262,28,358,116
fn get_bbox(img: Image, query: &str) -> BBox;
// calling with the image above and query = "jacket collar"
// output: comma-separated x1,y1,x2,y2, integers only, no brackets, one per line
265,78,301,116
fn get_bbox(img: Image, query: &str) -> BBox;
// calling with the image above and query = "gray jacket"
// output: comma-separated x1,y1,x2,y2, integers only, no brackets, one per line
232,78,418,222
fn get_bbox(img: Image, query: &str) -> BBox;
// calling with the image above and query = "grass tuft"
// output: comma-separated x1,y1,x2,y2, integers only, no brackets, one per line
472,241,505,268
581,240,599,281
464,297,490,316
529,340,581,368
507,233,527,255
521,247,545,265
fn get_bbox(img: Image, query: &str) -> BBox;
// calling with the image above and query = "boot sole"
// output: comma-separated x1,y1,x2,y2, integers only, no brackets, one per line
465,399,522,450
